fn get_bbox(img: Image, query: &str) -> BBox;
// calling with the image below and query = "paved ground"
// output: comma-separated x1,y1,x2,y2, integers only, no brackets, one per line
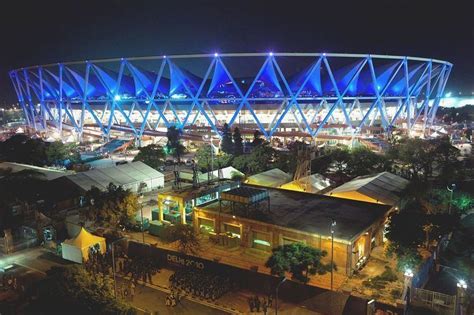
116,276,229,315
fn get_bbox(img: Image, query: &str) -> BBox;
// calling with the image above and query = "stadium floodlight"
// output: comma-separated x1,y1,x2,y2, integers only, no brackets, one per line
114,95,121,101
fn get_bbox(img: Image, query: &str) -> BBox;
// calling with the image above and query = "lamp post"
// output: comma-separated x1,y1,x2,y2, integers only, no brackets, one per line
110,237,126,299
457,279,468,315
403,268,414,309
275,276,286,315
447,184,456,215
330,218,336,291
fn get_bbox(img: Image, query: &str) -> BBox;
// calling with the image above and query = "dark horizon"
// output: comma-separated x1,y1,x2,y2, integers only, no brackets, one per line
0,0,472,105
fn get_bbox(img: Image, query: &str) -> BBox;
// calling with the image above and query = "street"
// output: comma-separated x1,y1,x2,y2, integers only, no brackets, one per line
0,247,231,314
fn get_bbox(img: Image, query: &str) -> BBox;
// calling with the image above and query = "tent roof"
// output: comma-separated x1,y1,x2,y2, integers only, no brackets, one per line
0,161,71,181
245,168,291,188
63,227,105,249
281,173,332,193
327,172,409,205
63,161,164,191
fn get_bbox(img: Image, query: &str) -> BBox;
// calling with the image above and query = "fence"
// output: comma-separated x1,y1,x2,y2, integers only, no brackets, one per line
413,288,456,315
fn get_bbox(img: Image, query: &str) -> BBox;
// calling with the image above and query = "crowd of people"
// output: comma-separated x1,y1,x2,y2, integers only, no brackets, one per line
169,269,231,301
248,295,273,314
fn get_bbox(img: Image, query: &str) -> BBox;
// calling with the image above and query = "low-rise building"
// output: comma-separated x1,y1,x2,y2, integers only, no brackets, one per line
191,184,392,276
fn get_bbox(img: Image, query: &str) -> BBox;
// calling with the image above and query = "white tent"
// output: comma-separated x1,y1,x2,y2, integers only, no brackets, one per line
245,168,291,188
280,174,332,193
61,227,106,263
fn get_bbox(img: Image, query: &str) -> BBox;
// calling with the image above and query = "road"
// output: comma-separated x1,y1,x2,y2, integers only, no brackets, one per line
0,247,230,314
116,277,229,315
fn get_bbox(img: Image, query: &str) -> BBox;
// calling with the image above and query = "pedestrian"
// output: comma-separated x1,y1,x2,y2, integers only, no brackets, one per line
248,296,255,312
119,260,124,273
262,300,268,315
268,294,273,307
130,282,135,301
255,296,261,312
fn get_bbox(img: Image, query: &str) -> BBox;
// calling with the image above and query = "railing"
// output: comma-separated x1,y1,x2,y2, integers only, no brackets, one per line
413,288,456,315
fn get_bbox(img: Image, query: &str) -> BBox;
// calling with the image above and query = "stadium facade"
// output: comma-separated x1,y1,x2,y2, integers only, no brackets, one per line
9,53,452,141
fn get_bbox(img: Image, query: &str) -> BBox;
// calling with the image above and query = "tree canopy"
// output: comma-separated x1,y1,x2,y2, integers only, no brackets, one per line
163,224,200,254
265,243,334,283
0,135,80,167
85,183,140,229
29,265,134,315
166,126,186,163
232,127,244,156
195,144,232,172
220,123,234,154
132,144,165,170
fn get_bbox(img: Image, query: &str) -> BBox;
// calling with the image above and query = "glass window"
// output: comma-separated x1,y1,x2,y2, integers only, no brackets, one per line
252,231,272,251
224,224,241,238
198,217,214,233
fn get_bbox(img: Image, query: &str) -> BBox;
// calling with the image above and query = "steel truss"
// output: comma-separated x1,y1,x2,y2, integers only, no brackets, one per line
9,53,452,140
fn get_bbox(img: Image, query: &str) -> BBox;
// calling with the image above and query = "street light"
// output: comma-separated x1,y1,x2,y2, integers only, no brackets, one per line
447,183,456,214
275,276,286,315
330,219,336,290
457,279,468,315
403,268,414,307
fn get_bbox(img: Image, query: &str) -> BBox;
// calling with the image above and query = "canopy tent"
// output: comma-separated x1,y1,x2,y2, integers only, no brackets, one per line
280,174,332,193
245,168,291,188
61,227,106,263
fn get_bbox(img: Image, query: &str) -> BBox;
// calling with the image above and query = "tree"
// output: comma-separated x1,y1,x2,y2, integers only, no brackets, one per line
0,169,47,237
232,144,275,175
385,210,425,270
433,137,461,184
265,243,335,283
85,183,140,229
30,265,134,315
220,123,234,154
328,147,350,174
252,130,265,146
233,127,244,156
195,144,232,172
347,146,390,177
166,126,186,163
45,141,81,166
133,144,165,170
163,224,200,254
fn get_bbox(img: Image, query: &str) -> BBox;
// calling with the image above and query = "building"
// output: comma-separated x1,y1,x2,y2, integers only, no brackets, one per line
155,181,240,225
10,53,452,142
190,184,392,276
326,171,409,206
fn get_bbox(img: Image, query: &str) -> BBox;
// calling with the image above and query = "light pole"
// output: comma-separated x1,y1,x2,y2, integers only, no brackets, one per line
403,268,414,310
330,218,336,291
110,237,126,299
447,183,456,214
457,279,468,315
275,276,286,315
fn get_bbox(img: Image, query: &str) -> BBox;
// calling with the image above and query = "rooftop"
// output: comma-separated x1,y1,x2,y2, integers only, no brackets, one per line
327,172,409,206
63,161,163,191
199,185,391,242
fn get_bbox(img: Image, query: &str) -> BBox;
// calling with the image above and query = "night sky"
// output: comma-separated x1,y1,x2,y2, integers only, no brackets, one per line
0,0,472,105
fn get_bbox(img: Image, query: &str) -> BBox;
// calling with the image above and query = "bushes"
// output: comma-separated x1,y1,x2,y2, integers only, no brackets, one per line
362,266,399,289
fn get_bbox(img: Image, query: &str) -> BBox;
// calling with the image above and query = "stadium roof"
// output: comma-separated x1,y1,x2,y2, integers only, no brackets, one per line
327,172,409,206
200,185,391,242
64,161,163,191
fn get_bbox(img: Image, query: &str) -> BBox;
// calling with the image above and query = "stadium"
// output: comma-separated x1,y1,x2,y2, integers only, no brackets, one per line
9,53,452,143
